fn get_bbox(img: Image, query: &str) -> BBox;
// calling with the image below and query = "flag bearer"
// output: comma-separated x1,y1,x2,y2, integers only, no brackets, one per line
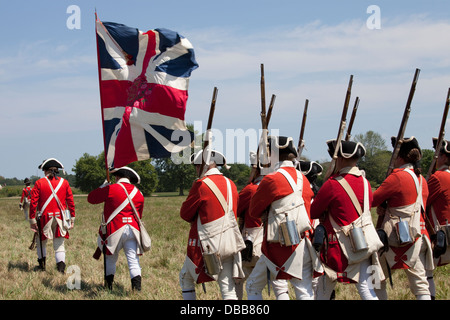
29,158,75,273
373,137,433,300
311,140,384,300
88,166,145,291
179,150,245,300
246,136,323,300
425,138,450,299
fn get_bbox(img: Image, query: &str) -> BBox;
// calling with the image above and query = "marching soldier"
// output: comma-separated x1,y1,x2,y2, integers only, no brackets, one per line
425,138,450,299
311,140,384,300
179,150,245,300
246,136,323,300
20,178,32,221
88,166,145,291
235,151,265,299
29,158,75,273
372,137,433,300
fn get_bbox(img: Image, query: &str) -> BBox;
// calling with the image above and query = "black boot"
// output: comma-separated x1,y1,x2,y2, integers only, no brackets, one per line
105,274,114,290
37,257,46,271
56,261,66,274
131,275,141,291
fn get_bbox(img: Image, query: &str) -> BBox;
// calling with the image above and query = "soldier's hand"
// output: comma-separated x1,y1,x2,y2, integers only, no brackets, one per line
30,223,38,232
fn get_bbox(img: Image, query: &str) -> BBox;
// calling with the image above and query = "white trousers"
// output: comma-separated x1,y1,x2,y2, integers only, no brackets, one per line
105,225,141,279
36,237,65,262
246,248,314,300
180,255,238,300
316,258,378,300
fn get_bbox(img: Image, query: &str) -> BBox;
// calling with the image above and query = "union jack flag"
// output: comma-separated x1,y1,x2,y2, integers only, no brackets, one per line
95,16,198,169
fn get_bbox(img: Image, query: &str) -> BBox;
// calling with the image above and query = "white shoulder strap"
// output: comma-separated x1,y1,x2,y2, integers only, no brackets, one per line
202,177,232,214
403,168,424,211
335,175,369,216
278,168,303,193
40,177,64,213
107,183,139,225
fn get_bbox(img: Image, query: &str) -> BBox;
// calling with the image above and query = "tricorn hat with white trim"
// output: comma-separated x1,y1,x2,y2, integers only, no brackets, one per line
327,140,366,159
299,160,323,177
391,136,422,158
110,166,141,184
432,137,450,154
38,158,64,171
268,136,298,157
190,149,229,168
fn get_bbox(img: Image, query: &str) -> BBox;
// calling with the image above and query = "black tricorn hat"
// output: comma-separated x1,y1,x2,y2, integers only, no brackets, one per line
268,136,298,157
391,136,422,157
110,166,141,184
190,149,229,168
326,140,366,159
432,137,450,154
299,160,323,176
38,158,64,171
24,178,30,184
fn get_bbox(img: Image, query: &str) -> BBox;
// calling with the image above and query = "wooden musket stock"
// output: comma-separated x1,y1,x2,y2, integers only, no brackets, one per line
297,99,309,159
198,87,218,178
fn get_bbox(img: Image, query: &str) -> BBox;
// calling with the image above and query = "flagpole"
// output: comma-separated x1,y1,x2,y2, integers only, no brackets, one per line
95,11,110,182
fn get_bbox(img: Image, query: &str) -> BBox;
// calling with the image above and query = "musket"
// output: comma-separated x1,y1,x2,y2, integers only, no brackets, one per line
426,87,450,180
29,233,37,250
345,97,359,141
323,75,354,180
297,99,309,159
198,87,218,178
376,68,420,229
36,213,45,270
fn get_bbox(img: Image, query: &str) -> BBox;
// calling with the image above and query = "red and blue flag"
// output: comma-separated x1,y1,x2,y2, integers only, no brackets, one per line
96,16,198,169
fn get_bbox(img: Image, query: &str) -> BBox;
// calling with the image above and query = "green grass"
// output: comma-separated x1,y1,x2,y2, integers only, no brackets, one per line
0,196,448,300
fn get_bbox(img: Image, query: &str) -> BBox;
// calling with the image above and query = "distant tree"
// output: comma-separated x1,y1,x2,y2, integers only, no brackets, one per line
73,152,106,193
154,156,196,195
73,152,158,195
353,131,390,186
221,163,252,191
420,149,434,177
128,160,158,196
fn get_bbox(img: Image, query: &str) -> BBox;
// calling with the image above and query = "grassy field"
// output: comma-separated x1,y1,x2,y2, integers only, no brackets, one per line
0,194,448,300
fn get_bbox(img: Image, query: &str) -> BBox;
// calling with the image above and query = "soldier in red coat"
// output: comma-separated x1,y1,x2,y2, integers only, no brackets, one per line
426,138,450,299
373,137,433,300
246,136,323,300
29,158,75,273
20,178,32,220
235,151,264,299
179,150,245,300
88,166,145,291
311,140,383,300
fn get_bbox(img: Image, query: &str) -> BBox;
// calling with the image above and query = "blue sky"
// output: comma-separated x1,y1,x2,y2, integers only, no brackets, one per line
1,1,450,179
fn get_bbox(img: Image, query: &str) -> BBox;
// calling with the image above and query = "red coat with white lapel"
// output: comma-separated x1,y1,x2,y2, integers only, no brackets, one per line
87,178,144,255
311,167,372,282
180,168,239,283
249,161,315,280
29,176,75,240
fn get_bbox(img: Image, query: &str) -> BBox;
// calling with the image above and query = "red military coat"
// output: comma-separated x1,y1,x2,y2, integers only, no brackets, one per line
426,167,450,266
427,168,450,227
21,186,32,205
249,161,314,280
372,166,430,269
29,176,75,240
311,167,372,283
180,168,239,284
87,179,144,255
237,179,262,229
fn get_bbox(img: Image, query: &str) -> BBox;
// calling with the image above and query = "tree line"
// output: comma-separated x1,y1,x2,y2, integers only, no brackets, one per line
1,130,434,197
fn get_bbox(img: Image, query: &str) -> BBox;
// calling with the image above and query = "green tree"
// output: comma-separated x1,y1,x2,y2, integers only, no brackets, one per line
420,149,434,177
73,152,106,193
73,152,158,195
128,160,158,196
221,163,252,191
154,157,196,195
